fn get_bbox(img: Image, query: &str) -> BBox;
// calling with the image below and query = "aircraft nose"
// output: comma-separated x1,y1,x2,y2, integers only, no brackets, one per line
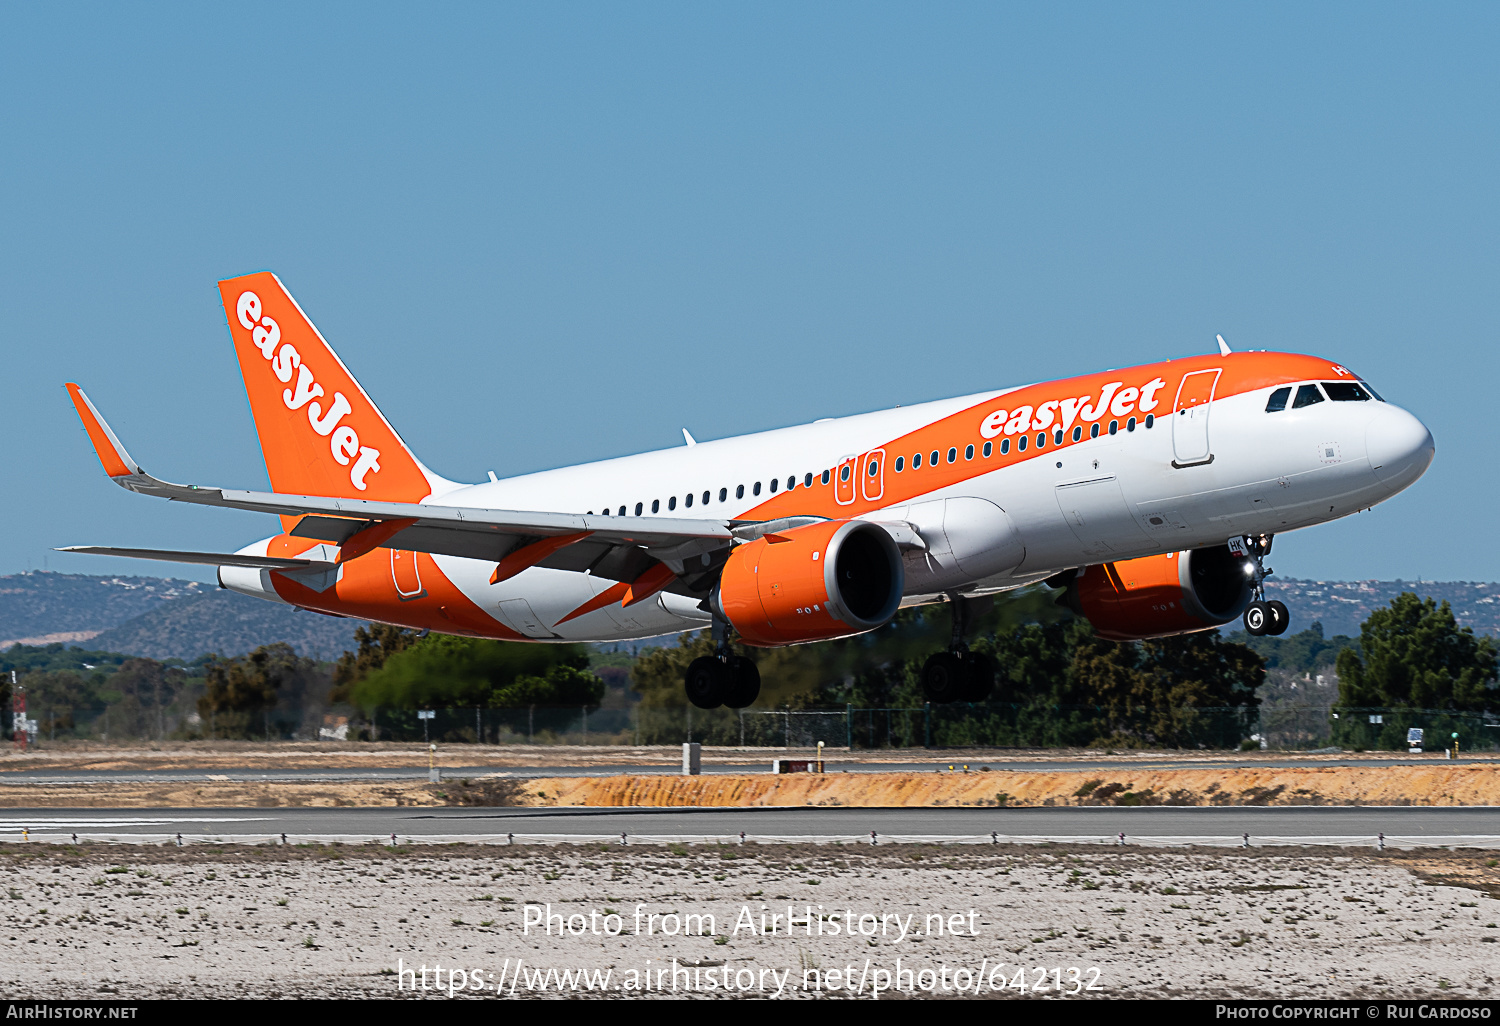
1366,405,1434,491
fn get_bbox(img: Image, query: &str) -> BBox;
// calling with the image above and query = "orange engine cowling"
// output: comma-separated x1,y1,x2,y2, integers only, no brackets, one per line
1061,545,1254,642
712,519,904,647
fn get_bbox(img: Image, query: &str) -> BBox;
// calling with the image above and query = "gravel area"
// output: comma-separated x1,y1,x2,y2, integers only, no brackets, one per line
0,843,1496,999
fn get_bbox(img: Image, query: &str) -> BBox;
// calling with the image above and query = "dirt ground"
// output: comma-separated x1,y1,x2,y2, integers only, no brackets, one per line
4,764,1500,810
0,842,1496,999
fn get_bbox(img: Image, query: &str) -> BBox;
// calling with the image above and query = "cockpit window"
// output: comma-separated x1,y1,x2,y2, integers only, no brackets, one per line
1322,381,1372,402
1292,383,1325,409
1265,387,1291,413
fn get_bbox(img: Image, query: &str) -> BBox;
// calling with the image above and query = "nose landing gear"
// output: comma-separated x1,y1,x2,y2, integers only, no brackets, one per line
1239,534,1289,637
920,594,998,704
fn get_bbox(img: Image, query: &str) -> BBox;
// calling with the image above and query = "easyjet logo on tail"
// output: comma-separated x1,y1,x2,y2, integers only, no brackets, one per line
236,290,382,491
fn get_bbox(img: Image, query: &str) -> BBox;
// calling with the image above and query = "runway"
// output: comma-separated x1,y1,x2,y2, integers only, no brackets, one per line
2,804,1497,849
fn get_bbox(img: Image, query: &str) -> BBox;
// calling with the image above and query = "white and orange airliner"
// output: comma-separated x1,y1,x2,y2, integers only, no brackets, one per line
62,272,1434,708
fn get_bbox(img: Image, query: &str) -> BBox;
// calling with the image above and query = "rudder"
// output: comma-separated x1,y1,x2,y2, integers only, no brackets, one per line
218,272,451,503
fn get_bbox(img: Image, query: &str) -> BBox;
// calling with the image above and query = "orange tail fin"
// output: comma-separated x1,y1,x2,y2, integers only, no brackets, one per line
217,272,453,503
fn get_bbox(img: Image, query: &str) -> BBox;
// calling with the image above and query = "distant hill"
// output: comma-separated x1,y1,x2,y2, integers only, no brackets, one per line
1263,578,1498,638
0,571,368,661
0,571,210,646
89,589,367,661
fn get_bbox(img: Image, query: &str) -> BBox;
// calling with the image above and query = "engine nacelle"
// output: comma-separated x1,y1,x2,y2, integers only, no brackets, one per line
1060,545,1254,642
713,519,904,647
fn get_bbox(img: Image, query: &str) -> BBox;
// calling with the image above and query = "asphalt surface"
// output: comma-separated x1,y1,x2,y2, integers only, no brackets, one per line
1,805,1496,846
0,756,1490,784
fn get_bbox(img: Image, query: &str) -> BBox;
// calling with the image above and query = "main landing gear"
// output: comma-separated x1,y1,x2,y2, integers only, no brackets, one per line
1240,533,1289,637
684,619,761,710
920,594,997,705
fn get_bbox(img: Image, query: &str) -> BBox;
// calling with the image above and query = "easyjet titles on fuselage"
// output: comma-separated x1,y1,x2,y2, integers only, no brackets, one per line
978,376,1168,440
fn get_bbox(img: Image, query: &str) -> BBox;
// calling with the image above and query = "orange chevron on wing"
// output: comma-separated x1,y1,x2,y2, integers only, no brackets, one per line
622,562,676,607
490,531,594,585
336,518,417,564
554,582,630,626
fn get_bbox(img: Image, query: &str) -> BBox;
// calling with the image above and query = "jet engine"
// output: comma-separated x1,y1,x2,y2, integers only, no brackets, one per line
713,519,904,646
1058,545,1254,642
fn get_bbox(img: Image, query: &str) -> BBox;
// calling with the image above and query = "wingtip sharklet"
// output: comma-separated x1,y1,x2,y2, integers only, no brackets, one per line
65,383,143,479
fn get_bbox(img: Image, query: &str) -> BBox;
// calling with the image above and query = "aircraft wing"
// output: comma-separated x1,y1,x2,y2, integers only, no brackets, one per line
56,546,337,571
63,383,737,591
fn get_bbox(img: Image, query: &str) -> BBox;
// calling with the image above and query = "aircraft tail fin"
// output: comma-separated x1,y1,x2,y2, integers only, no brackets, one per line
216,272,456,503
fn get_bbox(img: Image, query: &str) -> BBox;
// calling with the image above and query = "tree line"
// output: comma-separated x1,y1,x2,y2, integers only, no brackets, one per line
1,588,1493,748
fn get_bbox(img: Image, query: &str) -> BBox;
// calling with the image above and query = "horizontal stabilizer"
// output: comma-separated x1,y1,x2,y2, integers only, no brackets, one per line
56,546,335,571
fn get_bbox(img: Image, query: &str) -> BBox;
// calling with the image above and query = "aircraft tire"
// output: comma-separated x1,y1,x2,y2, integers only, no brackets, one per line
723,656,761,709
958,652,996,703
1266,600,1291,636
1243,600,1270,636
685,656,729,709
921,652,967,704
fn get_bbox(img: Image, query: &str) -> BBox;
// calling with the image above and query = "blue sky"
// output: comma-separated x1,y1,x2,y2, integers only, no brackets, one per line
1,3,1493,583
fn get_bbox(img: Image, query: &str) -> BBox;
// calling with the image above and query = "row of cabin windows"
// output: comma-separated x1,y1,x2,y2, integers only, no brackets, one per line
589,470,830,517
586,411,1167,516
1265,380,1381,413
891,413,1157,470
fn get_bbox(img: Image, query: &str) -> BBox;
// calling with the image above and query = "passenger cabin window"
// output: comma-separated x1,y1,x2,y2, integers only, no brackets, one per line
1292,384,1325,409
1265,387,1291,412
1323,381,1372,402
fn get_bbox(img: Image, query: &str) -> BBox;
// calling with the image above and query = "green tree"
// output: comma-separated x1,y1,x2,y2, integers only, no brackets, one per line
329,624,422,703
108,658,188,739
348,635,602,709
1335,594,1498,712
1228,621,1359,673
199,643,321,738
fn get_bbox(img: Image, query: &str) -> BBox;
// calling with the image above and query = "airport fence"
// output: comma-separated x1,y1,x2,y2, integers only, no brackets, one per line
7,702,1497,751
